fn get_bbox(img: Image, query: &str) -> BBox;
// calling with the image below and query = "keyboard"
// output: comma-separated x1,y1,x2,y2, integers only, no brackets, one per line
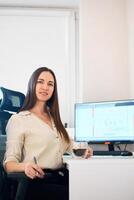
93,150,133,156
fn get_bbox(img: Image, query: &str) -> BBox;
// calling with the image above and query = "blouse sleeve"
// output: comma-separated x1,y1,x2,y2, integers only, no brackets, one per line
65,138,73,153
3,114,25,166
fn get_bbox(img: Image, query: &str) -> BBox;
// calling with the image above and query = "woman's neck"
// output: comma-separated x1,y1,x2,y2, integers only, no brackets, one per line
30,101,47,115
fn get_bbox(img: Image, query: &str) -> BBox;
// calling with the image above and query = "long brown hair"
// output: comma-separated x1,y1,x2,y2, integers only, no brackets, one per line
20,67,70,143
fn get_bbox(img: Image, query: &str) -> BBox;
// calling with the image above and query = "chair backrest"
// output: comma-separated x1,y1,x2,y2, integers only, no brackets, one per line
0,87,25,163
0,87,25,135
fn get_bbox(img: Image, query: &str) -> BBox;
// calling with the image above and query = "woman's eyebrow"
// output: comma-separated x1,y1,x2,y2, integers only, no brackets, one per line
38,78,44,81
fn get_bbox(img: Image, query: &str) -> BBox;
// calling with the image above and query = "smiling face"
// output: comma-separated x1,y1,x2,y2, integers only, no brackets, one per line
35,71,55,103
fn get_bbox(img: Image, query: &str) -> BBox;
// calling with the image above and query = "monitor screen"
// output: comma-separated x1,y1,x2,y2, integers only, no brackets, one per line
75,99,134,144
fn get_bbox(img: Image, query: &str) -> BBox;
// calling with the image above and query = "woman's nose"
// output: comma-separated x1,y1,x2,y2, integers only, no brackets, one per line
41,83,48,90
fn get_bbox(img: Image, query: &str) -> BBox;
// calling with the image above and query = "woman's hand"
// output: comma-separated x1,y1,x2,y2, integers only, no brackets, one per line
83,147,93,158
24,163,44,179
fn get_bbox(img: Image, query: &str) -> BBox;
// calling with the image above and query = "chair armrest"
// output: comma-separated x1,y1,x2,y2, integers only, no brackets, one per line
7,172,27,179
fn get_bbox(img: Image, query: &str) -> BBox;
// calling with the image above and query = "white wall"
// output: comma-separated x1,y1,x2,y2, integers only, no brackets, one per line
79,0,134,151
126,0,134,98
79,0,129,102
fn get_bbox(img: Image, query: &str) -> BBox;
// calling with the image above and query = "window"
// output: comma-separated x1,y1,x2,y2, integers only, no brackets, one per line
0,8,77,127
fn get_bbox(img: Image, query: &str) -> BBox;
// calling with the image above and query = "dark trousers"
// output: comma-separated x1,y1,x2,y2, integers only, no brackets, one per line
25,168,69,200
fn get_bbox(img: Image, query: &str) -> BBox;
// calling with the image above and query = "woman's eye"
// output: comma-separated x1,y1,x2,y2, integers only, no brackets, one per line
37,80,54,86
48,83,54,87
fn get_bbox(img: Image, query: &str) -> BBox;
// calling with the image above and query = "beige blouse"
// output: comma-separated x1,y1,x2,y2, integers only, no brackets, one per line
4,111,72,169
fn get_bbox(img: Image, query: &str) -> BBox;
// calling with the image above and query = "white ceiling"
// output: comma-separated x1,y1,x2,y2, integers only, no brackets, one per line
0,0,79,8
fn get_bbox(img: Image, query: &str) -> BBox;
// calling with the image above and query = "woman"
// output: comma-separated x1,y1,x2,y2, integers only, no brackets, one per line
4,67,93,199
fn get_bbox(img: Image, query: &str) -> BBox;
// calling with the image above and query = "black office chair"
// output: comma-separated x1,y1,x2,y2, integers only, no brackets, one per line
0,87,25,200
0,87,25,135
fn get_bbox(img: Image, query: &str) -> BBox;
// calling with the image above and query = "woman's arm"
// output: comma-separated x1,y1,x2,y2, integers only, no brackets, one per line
5,161,25,173
3,115,25,168
4,114,44,179
5,161,44,179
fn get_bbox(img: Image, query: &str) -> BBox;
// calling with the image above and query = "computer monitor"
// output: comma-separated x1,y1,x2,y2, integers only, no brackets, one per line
75,99,134,150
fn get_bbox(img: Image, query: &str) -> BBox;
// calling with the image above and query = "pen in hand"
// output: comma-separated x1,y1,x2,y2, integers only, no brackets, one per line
33,156,44,178
33,156,38,165
33,156,39,176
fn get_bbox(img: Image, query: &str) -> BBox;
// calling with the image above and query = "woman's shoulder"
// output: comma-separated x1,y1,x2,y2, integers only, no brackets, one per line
7,111,32,128
6,111,32,133
18,110,31,116
9,110,31,121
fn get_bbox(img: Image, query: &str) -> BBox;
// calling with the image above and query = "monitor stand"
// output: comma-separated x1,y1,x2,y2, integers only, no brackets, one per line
108,144,115,151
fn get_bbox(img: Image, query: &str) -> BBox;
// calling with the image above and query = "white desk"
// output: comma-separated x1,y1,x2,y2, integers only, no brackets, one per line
65,156,134,200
